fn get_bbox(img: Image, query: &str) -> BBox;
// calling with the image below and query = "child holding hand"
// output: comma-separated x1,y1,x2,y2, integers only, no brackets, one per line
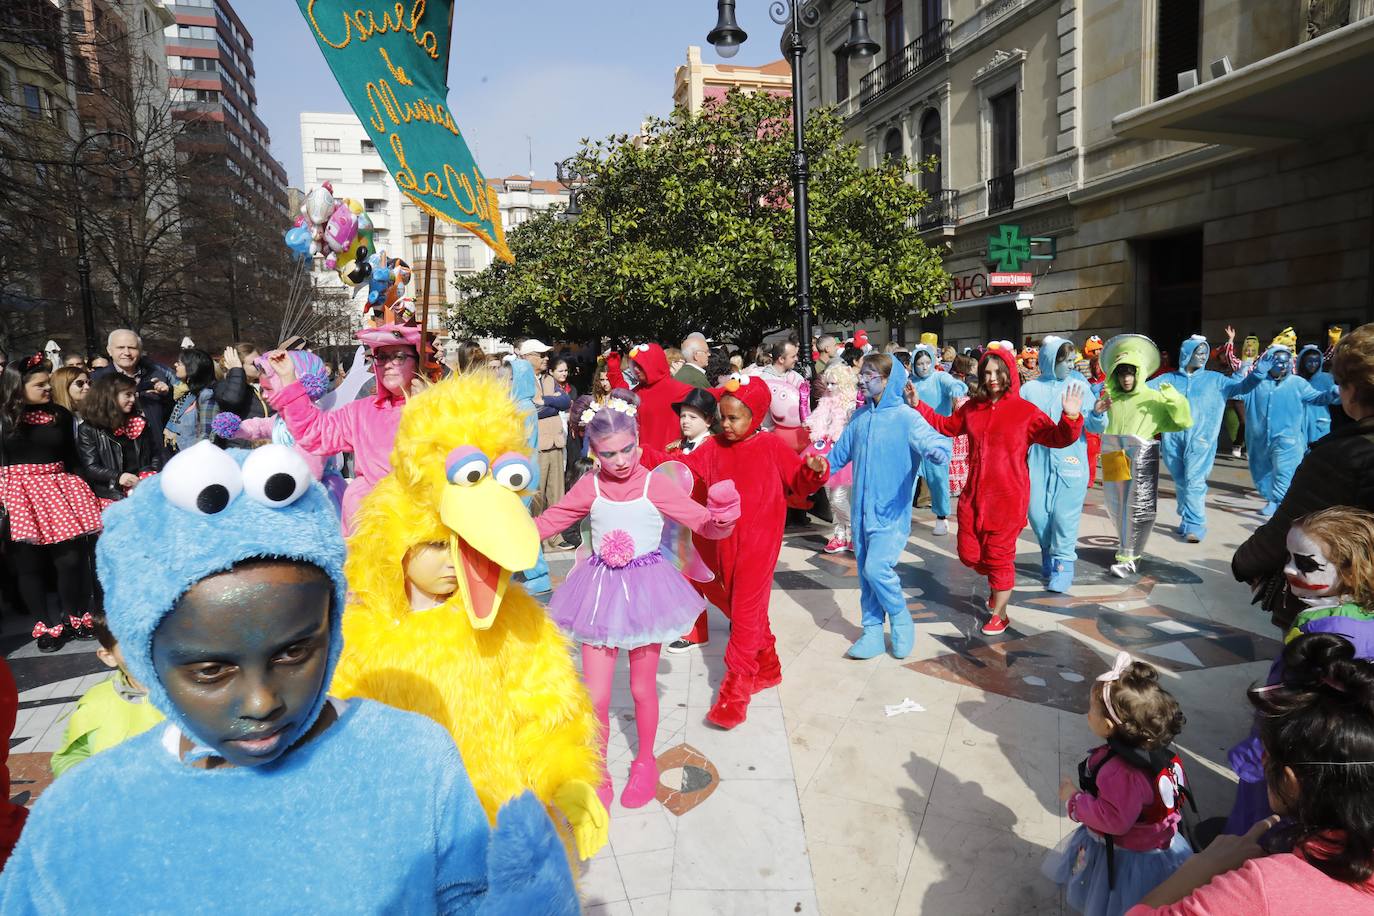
534,391,740,808
1047,653,1193,916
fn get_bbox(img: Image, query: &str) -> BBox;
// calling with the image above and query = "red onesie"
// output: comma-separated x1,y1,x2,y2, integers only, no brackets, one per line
915,347,1082,593
674,376,827,729
608,344,696,452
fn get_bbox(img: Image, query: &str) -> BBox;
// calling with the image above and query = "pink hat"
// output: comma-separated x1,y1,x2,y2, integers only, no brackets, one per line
356,323,422,351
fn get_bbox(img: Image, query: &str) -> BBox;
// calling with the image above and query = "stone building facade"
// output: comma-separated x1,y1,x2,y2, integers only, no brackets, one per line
799,0,1374,351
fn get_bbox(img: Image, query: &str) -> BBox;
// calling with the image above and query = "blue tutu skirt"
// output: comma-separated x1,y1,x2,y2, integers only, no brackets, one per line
1043,827,1192,916
546,550,705,649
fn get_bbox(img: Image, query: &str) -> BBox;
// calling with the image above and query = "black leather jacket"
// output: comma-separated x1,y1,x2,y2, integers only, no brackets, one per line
75,420,162,500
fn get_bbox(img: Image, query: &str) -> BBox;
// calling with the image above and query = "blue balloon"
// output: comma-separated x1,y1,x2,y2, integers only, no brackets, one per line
284,226,312,257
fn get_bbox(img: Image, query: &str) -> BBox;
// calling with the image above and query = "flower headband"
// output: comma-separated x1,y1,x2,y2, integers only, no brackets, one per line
580,396,637,427
1097,651,1133,726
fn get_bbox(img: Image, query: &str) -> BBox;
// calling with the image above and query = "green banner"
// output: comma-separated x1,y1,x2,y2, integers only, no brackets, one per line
297,0,511,262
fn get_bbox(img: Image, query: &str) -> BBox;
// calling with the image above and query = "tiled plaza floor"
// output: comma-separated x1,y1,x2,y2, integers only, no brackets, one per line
7,454,1281,914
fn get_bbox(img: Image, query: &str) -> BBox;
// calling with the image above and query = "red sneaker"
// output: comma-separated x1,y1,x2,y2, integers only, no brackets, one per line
823,537,845,554
981,615,1009,636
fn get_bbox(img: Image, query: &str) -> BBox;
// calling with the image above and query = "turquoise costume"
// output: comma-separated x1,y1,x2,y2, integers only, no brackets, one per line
911,344,967,520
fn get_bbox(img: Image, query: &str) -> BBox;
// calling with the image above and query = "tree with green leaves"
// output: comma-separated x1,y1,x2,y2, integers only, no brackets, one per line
451,89,948,350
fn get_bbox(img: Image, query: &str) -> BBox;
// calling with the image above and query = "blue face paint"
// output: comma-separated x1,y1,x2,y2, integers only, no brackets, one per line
1270,351,1291,380
859,369,887,404
914,355,933,379
1054,358,1071,381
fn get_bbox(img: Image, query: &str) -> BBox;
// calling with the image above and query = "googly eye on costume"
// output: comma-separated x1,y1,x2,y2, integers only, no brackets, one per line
160,440,243,515
445,445,489,486
491,453,535,491
242,444,312,508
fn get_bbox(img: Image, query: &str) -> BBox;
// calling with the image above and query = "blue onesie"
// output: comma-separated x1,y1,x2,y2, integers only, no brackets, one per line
1022,336,1108,592
1240,346,1341,516
827,357,950,660
1296,344,1335,446
509,358,551,593
910,344,967,520
1149,335,1262,541
0,442,576,915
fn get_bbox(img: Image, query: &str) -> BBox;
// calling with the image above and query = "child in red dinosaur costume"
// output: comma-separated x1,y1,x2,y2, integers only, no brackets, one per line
607,344,696,452
674,374,828,729
910,345,1085,636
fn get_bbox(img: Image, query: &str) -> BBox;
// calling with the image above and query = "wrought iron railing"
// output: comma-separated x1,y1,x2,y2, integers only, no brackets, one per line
1305,0,1352,39
858,20,952,107
914,188,958,230
987,173,1015,214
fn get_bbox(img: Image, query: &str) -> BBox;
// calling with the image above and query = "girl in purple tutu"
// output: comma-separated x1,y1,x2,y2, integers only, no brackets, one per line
535,390,740,810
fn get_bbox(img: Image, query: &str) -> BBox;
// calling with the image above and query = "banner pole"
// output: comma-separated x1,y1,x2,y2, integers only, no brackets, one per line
417,2,455,374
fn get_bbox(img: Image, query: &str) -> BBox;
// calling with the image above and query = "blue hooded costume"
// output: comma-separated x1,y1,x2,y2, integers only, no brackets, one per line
0,442,576,915
1296,344,1335,445
911,344,967,520
508,358,551,594
1148,335,1262,541
827,357,951,660
1240,345,1342,516
1021,336,1108,592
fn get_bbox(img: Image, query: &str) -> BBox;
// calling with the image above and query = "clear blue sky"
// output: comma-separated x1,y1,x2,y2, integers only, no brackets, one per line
238,0,790,188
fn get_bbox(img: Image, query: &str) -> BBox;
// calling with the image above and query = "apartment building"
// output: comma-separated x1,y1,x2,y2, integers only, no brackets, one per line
800,0,1374,350
673,44,792,115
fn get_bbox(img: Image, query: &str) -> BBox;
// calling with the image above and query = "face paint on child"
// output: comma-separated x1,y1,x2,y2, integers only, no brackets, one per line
152,560,333,768
1269,350,1292,380
592,430,639,479
1054,344,1074,381
1187,340,1208,371
913,354,933,380
718,395,754,441
679,406,710,441
1300,352,1321,377
405,541,458,603
858,368,887,404
1284,525,1341,601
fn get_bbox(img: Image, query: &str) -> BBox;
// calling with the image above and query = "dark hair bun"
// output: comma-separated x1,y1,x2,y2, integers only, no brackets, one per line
1119,661,1161,690
1282,632,1366,697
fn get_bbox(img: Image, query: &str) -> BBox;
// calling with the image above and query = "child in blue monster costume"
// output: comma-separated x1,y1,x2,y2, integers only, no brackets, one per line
507,357,552,594
1295,343,1336,446
911,344,967,537
1240,345,1342,518
1022,336,1109,592
0,441,577,915
1148,332,1264,543
826,353,950,660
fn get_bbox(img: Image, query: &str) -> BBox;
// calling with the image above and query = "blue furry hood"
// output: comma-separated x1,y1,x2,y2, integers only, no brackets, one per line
872,352,910,411
1037,336,1075,381
911,344,939,380
95,441,348,753
508,357,537,408
1178,335,1209,374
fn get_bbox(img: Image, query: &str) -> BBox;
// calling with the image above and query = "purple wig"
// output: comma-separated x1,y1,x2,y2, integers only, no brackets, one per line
583,388,640,446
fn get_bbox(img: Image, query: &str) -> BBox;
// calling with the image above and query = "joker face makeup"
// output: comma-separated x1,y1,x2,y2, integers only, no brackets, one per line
1284,525,1341,602
153,560,333,767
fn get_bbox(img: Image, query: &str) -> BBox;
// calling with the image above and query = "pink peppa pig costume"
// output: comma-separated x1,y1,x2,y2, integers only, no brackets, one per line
265,324,420,533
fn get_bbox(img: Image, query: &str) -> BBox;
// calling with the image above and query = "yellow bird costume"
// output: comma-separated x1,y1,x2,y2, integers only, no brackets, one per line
331,371,608,860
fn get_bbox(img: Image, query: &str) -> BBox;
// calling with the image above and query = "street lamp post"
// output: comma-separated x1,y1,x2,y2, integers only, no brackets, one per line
708,1,877,378
69,130,135,358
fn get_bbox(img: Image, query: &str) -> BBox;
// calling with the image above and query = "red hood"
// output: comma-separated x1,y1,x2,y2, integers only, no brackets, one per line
709,374,772,435
630,343,671,385
982,345,1022,398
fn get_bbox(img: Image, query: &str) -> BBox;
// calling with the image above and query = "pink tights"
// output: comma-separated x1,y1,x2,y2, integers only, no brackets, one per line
581,643,662,809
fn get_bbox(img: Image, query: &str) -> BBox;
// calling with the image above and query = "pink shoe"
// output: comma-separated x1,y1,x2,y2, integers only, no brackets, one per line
823,537,844,554
596,773,614,812
981,615,1009,636
843,539,855,553
621,757,659,809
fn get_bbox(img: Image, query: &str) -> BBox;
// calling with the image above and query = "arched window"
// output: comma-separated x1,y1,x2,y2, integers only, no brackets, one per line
882,127,903,163
919,109,941,192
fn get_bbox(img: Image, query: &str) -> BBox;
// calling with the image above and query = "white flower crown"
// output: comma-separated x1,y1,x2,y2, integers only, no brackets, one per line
580,397,638,426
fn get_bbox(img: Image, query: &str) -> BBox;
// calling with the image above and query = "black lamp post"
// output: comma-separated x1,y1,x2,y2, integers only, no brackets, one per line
556,157,611,234
69,130,135,358
708,0,877,378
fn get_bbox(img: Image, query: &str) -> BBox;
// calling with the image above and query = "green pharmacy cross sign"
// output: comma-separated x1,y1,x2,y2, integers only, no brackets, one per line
987,224,1056,272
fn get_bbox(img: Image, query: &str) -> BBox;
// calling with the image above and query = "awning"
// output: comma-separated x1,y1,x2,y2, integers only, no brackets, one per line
1112,18,1374,147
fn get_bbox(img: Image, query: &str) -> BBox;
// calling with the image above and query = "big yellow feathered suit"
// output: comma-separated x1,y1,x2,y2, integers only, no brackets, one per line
331,371,608,860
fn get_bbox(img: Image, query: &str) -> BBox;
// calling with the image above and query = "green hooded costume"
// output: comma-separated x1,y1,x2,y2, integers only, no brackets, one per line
1102,335,1192,437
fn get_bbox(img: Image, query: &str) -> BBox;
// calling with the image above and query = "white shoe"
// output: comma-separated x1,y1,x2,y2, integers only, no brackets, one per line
932,519,949,536
1230,447,1242,458
1109,560,1137,578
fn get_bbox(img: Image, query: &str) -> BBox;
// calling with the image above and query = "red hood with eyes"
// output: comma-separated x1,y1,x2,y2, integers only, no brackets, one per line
630,343,671,385
709,376,772,436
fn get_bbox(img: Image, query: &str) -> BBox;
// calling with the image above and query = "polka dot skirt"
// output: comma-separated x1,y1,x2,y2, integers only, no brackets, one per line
0,463,103,545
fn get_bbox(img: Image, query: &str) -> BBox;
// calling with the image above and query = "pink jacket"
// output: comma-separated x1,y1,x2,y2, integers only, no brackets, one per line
1126,852,1374,914
234,417,328,482
1066,746,1181,852
268,381,404,532
535,463,737,543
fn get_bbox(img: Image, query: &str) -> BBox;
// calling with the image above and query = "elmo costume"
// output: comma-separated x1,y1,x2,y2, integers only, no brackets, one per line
675,375,827,729
608,343,695,452
914,346,1082,593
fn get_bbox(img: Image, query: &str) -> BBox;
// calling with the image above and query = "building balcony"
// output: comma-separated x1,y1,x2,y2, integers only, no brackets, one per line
858,20,952,108
987,173,1015,214
914,188,958,230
